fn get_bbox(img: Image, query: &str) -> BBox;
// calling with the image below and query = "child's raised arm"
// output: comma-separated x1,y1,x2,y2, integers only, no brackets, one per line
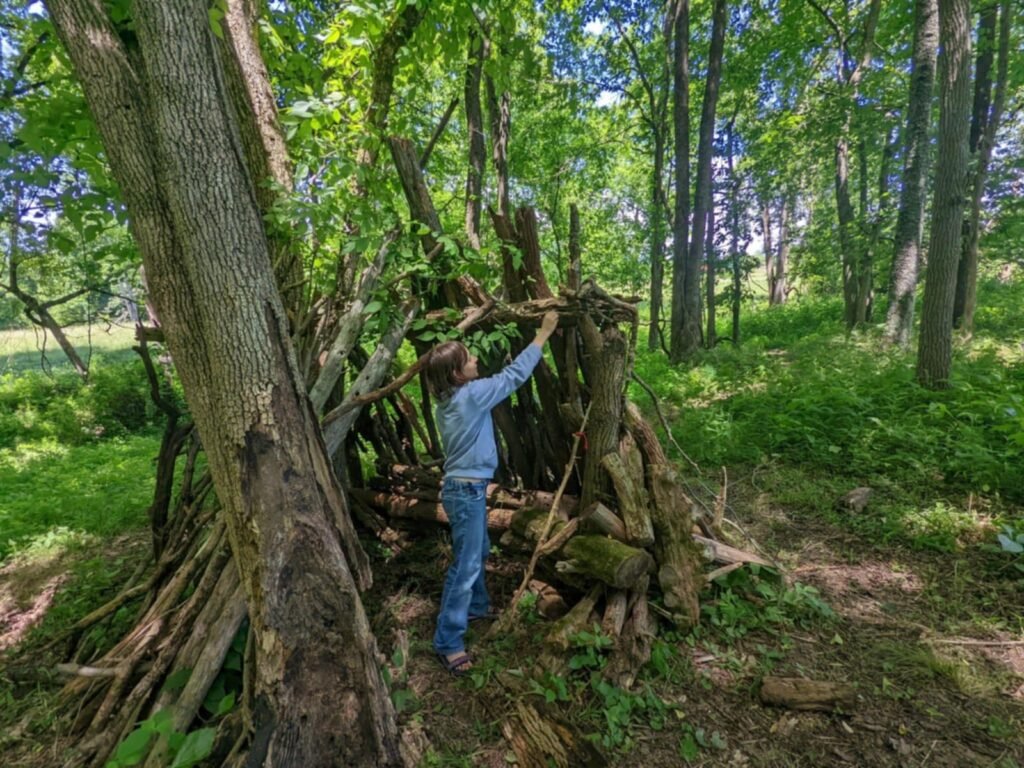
467,311,559,411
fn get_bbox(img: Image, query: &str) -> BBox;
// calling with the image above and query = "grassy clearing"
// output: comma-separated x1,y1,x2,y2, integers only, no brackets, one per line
0,435,160,562
0,324,138,376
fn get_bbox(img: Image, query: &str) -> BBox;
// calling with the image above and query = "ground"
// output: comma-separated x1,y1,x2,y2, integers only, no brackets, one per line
364,469,1024,768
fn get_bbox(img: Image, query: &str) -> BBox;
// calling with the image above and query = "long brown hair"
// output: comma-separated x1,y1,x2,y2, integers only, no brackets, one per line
425,341,471,401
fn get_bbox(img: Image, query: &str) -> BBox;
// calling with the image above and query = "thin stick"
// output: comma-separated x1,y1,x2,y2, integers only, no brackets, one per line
928,638,1024,647
488,401,593,637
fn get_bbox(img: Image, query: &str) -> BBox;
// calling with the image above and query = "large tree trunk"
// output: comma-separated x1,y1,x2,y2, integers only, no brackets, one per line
46,2,401,765
952,0,1011,333
705,191,717,347
690,0,726,346
884,0,939,347
916,0,973,388
669,0,693,362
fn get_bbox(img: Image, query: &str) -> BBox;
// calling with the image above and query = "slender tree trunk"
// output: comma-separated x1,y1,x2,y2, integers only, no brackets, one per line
773,196,790,306
689,0,726,346
649,129,667,351
727,118,742,344
761,200,775,302
705,189,717,347
885,0,938,347
669,0,692,362
825,0,881,328
46,1,401,764
953,0,1011,332
916,0,973,388
464,31,486,250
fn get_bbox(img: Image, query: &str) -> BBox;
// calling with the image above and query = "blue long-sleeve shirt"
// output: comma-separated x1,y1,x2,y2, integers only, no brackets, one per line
435,344,542,480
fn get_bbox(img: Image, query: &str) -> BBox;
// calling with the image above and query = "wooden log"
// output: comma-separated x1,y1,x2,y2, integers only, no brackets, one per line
350,488,515,531
500,694,606,768
647,463,702,629
601,591,628,639
545,585,602,652
604,577,654,690
600,435,654,547
529,580,569,620
557,535,653,590
759,677,856,712
510,506,570,542
692,534,773,567
623,400,667,465
579,325,627,509
580,502,627,542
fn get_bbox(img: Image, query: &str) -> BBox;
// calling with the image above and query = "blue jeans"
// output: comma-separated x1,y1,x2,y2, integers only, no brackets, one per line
433,477,491,654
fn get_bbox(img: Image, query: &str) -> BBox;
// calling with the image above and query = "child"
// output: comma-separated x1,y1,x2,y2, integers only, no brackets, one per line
425,311,559,676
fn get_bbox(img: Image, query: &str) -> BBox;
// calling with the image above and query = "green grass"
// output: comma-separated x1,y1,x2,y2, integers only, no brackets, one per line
0,435,160,562
0,324,138,376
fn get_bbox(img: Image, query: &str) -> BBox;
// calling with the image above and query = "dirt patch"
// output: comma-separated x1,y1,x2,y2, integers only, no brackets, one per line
0,553,70,651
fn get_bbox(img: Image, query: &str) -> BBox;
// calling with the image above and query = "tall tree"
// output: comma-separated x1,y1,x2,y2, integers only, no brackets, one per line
810,0,882,328
952,0,1012,332
45,1,401,765
689,0,727,344
465,30,486,250
884,0,939,347
772,194,791,305
916,0,973,388
669,0,694,362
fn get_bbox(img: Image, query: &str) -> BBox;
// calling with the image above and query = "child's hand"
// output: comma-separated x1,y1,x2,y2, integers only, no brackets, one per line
540,311,559,335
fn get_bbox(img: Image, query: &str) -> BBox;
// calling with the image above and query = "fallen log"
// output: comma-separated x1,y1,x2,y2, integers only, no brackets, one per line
693,534,773,567
557,535,653,590
759,677,857,712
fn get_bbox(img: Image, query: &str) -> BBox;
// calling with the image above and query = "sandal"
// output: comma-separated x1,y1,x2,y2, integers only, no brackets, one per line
436,651,474,677
468,611,500,623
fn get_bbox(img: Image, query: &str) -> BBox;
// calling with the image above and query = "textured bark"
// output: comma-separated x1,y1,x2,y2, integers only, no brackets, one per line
689,0,726,345
45,1,401,764
669,0,693,362
600,435,654,547
647,463,701,628
578,324,627,509
952,0,1011,332
916,0,973,388
218,0,301,316
885,0,938,347
464,31,486,250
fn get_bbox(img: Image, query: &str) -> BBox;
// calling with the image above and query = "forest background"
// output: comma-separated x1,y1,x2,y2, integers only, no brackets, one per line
1,0,1023,766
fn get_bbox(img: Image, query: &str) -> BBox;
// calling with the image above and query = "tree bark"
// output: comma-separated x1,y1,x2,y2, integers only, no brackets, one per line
952,0,1011,332
916,0,973,388
761,199,775,303
45,1,402,764
689,0,726,345
773,195,790,306
464,31,486,250
705,189,717,346
726,118,742,343
669,0,693,362
885,0,938,347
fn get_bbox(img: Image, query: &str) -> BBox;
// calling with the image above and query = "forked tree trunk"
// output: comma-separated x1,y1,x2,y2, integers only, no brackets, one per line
952,0,1011,332
885,0,939,347
465,30,486,250
46,2,401,766
916,0,973,388
689,0,726,345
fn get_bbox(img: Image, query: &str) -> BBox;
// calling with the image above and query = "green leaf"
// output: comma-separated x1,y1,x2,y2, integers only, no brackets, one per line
215,692,236,717
170,728,216,768
364,300,383,315
113,728,153,766
161,668,191,693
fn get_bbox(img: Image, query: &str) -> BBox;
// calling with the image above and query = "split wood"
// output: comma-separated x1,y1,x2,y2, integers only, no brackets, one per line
489,401,593,638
